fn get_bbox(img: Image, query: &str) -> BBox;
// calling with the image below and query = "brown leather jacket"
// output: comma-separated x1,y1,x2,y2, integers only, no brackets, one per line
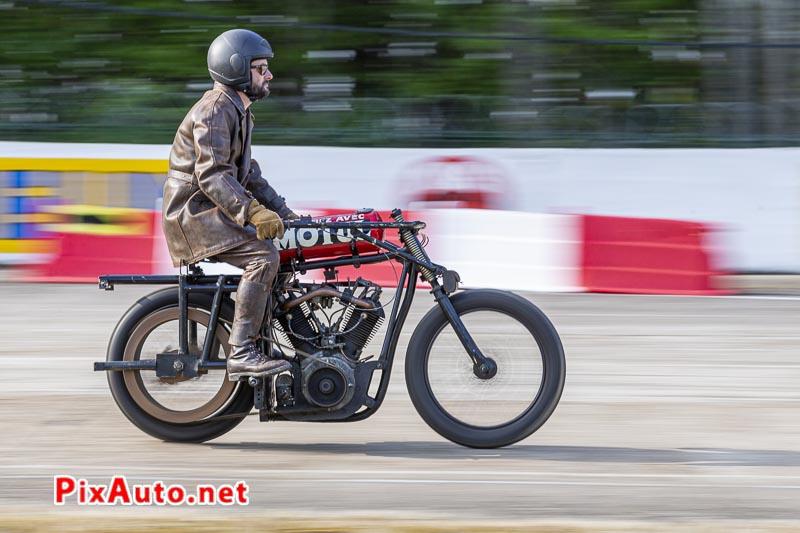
163,82,292,267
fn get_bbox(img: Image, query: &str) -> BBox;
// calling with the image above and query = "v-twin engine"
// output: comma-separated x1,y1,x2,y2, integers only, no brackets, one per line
273,278,384,410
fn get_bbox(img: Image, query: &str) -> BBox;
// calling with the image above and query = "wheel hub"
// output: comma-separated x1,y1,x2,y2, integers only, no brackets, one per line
473,357,498,379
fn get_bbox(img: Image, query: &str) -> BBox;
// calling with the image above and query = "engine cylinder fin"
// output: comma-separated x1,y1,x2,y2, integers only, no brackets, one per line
341,311,384,359
275,299,320,356
272,318,292,345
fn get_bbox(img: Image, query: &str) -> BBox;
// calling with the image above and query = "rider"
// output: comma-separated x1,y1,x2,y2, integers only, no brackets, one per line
162,29,296,380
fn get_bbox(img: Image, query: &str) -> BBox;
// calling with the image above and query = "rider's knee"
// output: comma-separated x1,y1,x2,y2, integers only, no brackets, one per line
242,243,279,284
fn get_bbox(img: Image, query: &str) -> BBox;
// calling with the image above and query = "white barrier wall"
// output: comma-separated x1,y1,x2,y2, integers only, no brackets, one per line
254,146,799,272
152,207,584,292
424,209,583,292
3,142,799,272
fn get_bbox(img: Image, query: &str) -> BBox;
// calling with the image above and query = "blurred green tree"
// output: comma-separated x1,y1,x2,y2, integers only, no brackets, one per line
1,0,791,147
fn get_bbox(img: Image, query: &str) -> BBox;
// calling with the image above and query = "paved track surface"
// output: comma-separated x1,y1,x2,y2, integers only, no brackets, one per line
0,283,798,529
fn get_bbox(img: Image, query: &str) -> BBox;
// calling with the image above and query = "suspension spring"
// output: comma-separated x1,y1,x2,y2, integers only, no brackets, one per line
392,209,435,282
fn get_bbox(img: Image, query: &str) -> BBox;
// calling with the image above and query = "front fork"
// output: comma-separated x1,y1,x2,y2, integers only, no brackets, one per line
393,209,497,380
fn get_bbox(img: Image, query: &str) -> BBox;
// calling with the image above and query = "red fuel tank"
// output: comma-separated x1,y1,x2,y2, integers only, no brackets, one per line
277,209,385,263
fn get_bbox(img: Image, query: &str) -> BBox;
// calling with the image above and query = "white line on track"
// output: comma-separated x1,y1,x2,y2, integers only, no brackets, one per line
340,478,800,489
562,334,800,339
0,390,109,395
569,394,800,402
723,295,800,301
550,313,800,318
2,359,800,371
2,474,799,491
561,293,800,302
567,363,800,369
3,465,800,481
3,392,800,402
0,357,95,363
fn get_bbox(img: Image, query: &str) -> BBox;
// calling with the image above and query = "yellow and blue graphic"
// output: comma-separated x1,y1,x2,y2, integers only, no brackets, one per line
0,158,167,264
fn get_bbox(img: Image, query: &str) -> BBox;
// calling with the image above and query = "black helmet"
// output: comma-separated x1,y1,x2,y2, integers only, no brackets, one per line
207,29,273,92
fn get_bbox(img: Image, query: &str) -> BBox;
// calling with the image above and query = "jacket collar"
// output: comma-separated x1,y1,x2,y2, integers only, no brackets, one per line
213,82,247,115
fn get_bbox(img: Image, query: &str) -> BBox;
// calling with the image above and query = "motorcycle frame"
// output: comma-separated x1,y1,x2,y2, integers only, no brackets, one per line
94,210,494,421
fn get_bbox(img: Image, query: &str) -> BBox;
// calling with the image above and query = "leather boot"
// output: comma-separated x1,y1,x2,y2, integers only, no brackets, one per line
228,279,291,380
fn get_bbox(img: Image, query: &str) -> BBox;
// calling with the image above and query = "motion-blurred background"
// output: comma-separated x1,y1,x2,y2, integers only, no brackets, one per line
1,0,799,290
3,0,799,146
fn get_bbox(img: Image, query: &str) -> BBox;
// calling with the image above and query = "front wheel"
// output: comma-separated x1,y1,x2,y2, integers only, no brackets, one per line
405,289,565,448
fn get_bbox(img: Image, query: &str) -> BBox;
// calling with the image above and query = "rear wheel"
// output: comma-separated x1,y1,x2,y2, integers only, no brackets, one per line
405,289,565,448
106,288,253,442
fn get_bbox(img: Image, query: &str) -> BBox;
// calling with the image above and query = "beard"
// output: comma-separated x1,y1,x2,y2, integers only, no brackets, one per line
245,80,270,101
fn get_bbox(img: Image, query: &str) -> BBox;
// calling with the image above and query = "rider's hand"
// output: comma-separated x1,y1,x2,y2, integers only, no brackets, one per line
247,200,284,240
285,211,300,221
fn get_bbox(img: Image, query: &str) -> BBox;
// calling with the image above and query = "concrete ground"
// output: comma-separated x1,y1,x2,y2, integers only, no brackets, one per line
0,282,798,531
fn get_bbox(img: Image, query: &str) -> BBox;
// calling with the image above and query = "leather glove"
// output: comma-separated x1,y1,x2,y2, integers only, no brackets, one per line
285,211,300,221
247,201,284,240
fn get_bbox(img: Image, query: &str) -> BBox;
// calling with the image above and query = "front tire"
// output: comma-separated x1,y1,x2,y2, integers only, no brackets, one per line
106,288,253,442
405,289,565,448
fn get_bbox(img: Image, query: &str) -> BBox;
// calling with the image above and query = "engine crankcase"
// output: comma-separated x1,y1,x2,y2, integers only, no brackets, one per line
300,352,356,411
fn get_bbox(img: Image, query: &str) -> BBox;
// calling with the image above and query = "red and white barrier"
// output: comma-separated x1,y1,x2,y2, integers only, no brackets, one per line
22,207,727,295
580,215,728,295
21,210,164,283
4,143,799,273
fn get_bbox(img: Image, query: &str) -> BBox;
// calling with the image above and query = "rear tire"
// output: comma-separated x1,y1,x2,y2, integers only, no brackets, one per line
405,289,565,448
106,288,253,442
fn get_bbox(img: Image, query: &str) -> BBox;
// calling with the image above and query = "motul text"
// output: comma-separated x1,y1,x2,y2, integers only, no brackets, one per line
275,226,355,250
53,476,249,506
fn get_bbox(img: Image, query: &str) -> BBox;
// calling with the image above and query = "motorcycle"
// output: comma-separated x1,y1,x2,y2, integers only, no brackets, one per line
94,208,566,448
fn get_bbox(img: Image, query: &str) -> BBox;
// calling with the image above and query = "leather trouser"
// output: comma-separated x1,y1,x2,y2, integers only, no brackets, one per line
214,239,280,347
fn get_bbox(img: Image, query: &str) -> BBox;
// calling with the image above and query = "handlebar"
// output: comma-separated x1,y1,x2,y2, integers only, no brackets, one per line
283,217,425,231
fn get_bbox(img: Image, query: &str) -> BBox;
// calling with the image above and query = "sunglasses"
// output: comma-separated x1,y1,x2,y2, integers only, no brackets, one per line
251,64,270,76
